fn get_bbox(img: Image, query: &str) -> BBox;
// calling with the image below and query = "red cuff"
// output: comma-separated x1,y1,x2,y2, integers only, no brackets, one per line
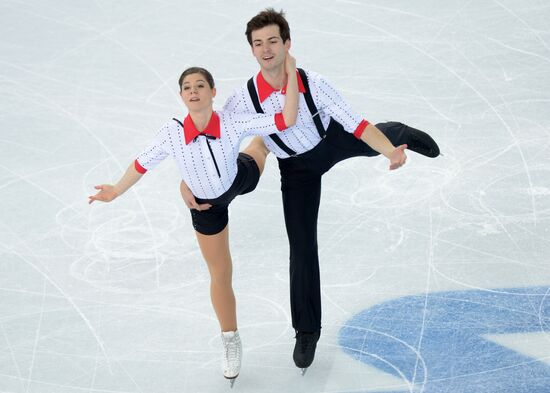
274,112,287,131
134,159,147,174
353,120,370,139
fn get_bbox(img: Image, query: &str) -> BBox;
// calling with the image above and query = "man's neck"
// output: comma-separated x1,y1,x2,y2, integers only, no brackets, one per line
260,66,287,90
189,108,213,132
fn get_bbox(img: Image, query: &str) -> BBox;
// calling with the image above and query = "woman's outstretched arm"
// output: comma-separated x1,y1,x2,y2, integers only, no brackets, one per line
88,163,143,204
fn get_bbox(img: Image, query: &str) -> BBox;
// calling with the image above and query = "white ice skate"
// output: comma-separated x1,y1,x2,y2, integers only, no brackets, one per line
221,330,242,388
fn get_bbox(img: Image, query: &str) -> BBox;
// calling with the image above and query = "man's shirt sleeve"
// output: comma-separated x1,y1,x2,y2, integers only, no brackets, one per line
223,88,252,114
309,71,370,139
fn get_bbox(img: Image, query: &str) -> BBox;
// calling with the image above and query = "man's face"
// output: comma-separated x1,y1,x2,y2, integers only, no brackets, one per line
250,24,290,72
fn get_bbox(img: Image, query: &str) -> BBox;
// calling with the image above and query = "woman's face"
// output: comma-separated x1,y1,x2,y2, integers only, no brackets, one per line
180,73,216,111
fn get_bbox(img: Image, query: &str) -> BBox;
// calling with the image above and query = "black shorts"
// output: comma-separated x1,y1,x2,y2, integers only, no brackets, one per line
190,153,260,235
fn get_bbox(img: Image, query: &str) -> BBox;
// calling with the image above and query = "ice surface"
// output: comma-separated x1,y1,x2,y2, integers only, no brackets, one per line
1,1,549,392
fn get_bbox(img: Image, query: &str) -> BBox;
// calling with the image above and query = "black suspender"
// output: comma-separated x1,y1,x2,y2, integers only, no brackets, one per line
246,69,326,156
297,68,326,139
246,78,264,114
246,78,297,157
172,118,221,178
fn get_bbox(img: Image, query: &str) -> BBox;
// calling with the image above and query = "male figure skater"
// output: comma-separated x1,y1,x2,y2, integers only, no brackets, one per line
222,8,440,373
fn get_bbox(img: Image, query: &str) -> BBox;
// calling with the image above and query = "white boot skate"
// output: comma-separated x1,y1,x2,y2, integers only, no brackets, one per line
221,330,242,387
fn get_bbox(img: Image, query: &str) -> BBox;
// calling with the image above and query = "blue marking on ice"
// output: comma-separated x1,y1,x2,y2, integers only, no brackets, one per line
339,286,550,393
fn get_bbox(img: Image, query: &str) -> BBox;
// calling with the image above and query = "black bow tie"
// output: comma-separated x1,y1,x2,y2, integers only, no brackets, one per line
193,133,217,143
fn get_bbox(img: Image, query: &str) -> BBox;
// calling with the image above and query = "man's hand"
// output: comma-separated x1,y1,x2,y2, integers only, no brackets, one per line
388,144,407,170
180,181,211,211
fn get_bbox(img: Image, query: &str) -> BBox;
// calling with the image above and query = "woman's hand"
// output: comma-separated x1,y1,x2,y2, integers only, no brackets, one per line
88,185,118,204
285,52,296,75
88,163,144,205
180,181,211,211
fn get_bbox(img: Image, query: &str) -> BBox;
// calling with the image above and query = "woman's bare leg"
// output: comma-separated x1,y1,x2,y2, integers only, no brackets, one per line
190,137,268,331
242,136,270,175
195,225,236,332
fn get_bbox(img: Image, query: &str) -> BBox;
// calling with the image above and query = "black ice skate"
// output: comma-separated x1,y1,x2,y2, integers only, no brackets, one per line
387,122,440,158
293,331,320,374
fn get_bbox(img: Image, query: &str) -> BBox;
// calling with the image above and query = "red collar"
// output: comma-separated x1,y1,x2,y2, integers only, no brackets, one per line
256,71,306,103
183,111,221,145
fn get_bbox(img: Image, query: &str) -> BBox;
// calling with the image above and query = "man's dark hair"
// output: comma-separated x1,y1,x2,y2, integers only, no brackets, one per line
245,8,291,46
178,67,215,91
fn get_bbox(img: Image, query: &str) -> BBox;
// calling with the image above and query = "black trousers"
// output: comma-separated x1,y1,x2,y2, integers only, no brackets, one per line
277,120,411,332
193,153,260,235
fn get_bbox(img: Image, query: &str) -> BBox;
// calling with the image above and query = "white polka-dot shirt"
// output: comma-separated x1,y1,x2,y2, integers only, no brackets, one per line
135,110,286,199
223,69,369,159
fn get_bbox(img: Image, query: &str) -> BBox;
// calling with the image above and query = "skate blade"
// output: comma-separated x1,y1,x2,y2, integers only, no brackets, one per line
224,375,238,388
301,368,308,376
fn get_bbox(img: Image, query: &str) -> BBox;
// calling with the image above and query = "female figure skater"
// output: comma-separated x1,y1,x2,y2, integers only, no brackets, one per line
88,53,299,386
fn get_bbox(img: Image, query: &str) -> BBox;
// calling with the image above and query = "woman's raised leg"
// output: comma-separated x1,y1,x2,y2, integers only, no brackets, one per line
242,136,270,175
